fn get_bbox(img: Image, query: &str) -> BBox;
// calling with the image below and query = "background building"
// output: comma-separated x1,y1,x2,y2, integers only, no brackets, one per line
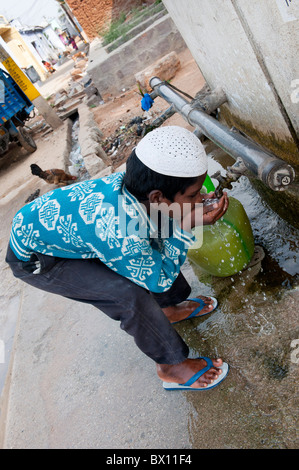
0,16,48,81
63,0,156,41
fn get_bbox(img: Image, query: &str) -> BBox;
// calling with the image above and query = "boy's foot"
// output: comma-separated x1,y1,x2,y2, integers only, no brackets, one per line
156,357,223,388
162,296,215,324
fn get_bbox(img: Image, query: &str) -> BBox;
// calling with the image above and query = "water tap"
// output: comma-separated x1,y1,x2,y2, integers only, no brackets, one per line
209,171,235,198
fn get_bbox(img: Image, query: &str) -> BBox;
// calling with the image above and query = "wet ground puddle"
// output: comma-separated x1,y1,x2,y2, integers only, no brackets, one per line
176,143,298,448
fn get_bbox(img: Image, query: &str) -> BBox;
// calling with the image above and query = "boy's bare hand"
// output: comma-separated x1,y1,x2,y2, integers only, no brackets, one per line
180,192,229,231
202,192,229,225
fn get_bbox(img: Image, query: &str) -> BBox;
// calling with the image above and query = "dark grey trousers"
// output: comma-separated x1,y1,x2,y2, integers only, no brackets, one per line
6,244,190,364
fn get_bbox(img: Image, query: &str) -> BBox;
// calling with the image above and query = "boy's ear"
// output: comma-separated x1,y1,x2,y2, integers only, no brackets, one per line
148,190,166,204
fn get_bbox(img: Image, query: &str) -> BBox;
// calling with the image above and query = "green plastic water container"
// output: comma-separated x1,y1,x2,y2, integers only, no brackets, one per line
187,175,255,277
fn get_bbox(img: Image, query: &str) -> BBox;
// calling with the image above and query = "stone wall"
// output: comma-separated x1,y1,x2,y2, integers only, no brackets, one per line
87,14,187,97
66,0,156,40
163,0,299,166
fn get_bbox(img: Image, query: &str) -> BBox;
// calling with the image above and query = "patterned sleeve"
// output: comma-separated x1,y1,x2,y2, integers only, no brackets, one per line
88,225,195,293
91,176,196,293
10,173,196,293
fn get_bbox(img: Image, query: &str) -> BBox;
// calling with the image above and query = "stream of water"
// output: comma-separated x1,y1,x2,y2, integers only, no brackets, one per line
207,145,299,279
177,144,298,448
68,116,90,182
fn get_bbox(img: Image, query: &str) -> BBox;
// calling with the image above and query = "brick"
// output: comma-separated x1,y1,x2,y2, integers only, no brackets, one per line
83,153,106,175
67,0,156,40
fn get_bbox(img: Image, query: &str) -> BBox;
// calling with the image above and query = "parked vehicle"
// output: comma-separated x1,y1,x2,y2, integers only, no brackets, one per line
0,68,37,155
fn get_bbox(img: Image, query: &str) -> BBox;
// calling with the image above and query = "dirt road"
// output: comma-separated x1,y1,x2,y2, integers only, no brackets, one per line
1,46,298,450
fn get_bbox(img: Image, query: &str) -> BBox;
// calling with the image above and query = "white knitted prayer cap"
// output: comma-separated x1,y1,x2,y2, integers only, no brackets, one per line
135,126,208,177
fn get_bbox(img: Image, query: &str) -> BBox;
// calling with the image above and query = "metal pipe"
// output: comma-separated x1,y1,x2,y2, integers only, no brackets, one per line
149,104,176,128
149,77,296,191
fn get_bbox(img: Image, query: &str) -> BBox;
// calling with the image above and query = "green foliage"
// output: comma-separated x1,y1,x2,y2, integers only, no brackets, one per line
98,1,165,46
100,12,127,45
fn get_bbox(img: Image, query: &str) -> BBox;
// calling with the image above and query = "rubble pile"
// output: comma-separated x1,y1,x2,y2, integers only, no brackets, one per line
26,114,53,140
27,48,105,142
100,112,163,171
100,116,143,169
40,51,104,123
27,47,183,178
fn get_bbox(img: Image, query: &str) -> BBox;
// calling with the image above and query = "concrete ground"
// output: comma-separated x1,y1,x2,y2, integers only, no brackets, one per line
0,43,298,450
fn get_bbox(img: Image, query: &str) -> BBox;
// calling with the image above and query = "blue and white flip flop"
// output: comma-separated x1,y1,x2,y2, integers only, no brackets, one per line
163,357,229,391
172,296,218,324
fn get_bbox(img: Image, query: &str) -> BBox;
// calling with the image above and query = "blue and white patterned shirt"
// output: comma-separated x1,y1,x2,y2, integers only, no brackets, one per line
9,172,195,293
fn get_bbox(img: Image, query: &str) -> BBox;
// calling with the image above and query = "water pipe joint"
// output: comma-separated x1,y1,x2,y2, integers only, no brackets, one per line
149,76,296,192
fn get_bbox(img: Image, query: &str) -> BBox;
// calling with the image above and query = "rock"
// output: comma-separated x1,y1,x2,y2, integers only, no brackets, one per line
57,88,68,96
57,98,82,113
71,68,84,78
135,51,181,92
83,153,106,175
76,59,88,70
68,82,84,97
84,84,99,98
78,103,110,167
93,166,113,179
54,95,68,107
86,94,104,107
72,51,86,61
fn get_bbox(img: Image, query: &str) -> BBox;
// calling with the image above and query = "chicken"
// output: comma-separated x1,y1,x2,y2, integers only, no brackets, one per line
30,164,77,186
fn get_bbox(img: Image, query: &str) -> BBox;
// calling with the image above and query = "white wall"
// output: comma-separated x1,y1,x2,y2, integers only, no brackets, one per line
0,35,23,69
163,0,299,162
43,25,66,53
